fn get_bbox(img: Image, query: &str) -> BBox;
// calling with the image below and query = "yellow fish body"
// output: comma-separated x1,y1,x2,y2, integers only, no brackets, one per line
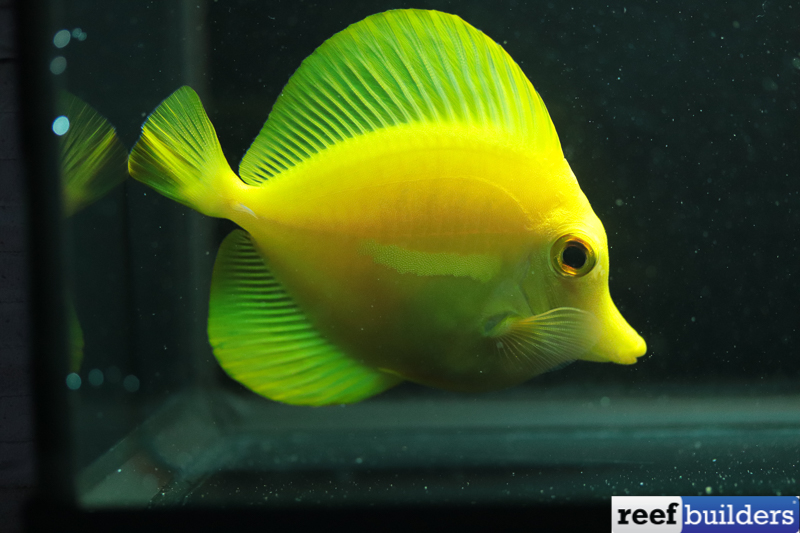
129,9,646,405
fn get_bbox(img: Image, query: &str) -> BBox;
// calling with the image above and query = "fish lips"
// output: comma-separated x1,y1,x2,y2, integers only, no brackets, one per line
583,301,647,365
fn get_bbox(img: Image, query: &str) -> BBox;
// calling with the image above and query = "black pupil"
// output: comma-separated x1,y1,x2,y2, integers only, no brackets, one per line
562,244,587,269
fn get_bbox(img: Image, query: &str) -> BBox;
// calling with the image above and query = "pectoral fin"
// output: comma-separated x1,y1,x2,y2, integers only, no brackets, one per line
488,308,601,376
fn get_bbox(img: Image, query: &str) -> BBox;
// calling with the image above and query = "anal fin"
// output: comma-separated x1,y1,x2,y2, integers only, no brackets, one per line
208,230,401,406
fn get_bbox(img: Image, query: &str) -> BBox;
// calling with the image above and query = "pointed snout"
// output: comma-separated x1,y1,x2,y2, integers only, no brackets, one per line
583,300,646,364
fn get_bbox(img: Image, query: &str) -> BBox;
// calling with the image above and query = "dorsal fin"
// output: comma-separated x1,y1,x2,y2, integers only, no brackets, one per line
239,9,562,185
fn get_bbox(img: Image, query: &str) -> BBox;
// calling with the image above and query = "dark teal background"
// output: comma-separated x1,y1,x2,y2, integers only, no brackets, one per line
42,0,800,471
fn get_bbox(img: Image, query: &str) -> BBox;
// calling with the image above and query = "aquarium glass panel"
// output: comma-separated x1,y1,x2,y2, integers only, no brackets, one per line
35,0,800,509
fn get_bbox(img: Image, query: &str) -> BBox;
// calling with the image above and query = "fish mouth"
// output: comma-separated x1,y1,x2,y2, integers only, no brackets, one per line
582,304,647,365
594,329,647,364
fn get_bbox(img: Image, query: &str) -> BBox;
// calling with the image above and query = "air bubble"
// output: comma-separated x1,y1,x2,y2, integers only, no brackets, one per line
66,372,81,390
88,368,104,387
49,56,67,75
52,116,69,135
53,29,70,48
123,374,140,392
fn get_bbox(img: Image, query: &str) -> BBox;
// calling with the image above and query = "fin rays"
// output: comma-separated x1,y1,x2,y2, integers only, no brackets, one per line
128,87,239,218
491,308,601,376
58,92,128,217
208,229,400,405
238,9,561,185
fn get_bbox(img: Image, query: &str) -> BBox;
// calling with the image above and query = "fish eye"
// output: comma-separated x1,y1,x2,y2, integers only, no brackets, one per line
551,234,597,277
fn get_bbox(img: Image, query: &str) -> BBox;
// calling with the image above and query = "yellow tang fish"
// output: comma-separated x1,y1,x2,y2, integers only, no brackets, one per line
129,9,646,405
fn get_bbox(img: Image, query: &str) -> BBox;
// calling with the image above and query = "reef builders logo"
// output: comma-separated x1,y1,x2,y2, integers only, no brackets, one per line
612,496,798,532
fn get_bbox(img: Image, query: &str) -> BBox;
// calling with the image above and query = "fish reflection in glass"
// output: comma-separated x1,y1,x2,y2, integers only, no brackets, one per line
128,9,646,405
57,92,128,372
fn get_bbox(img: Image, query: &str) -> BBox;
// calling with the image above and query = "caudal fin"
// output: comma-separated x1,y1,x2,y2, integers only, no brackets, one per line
128,86,239,218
